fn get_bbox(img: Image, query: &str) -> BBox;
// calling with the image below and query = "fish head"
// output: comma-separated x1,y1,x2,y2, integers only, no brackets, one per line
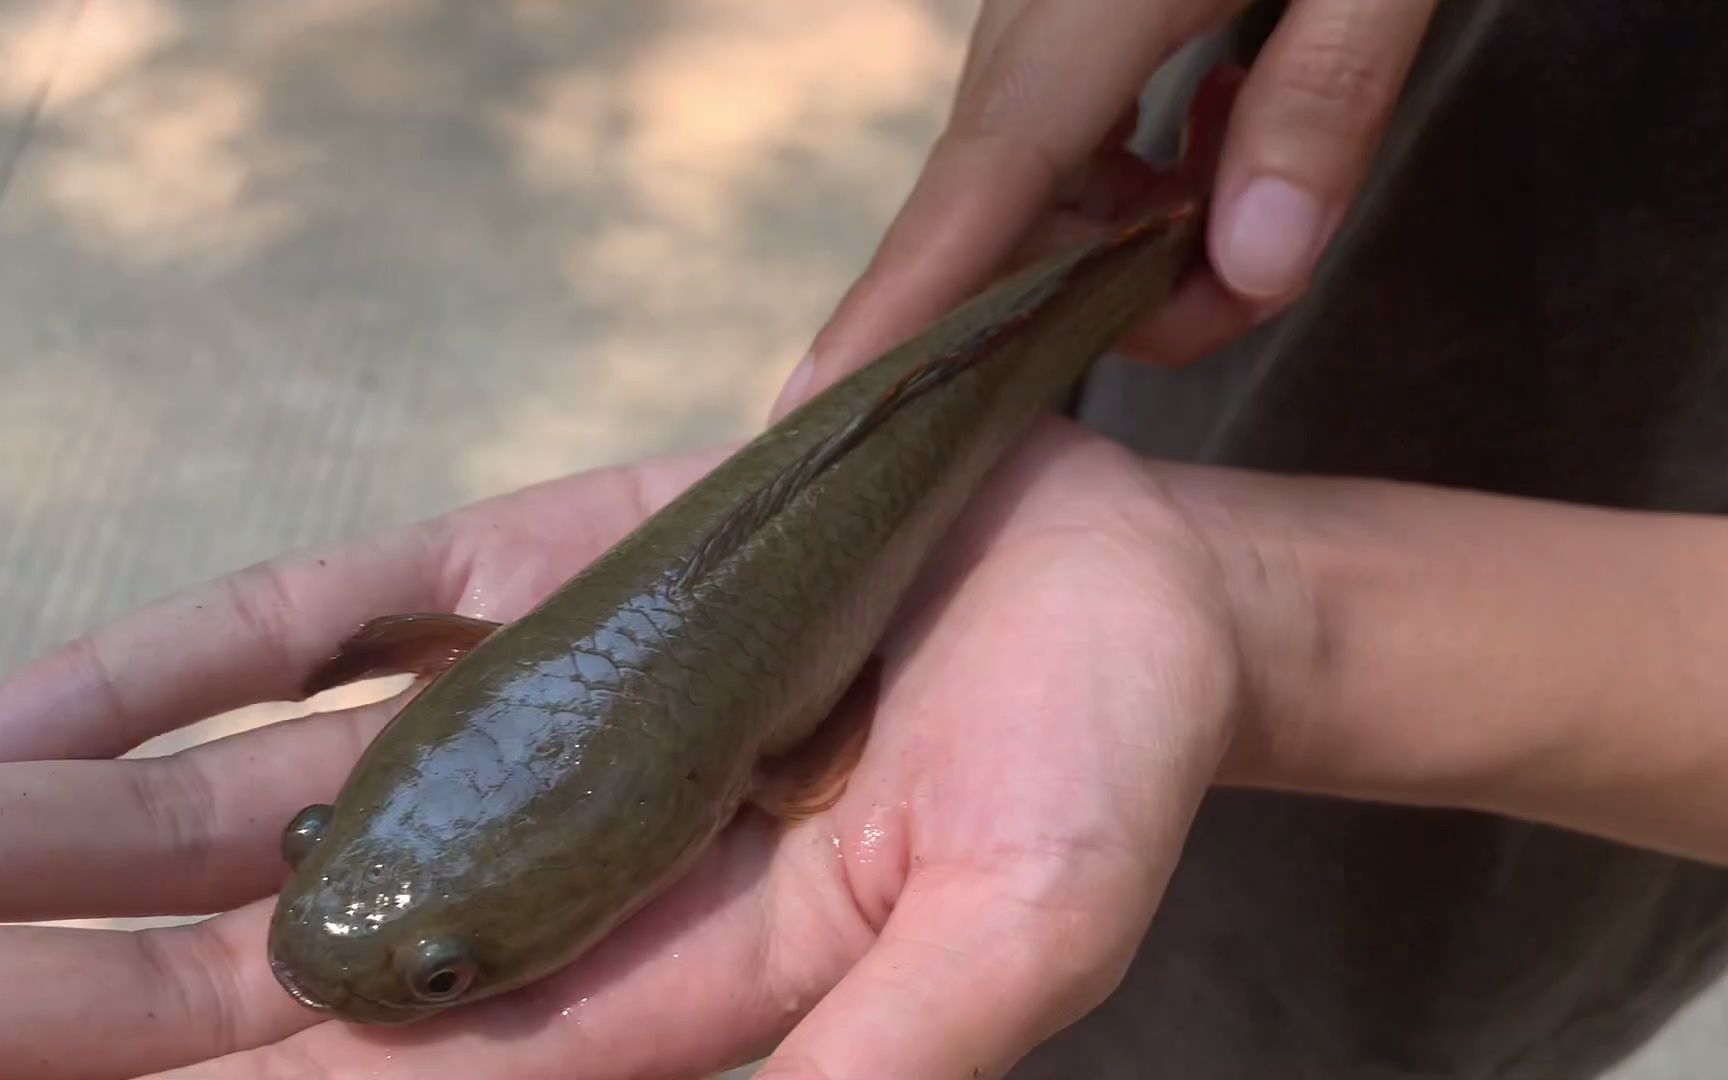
265,767,715,1024
266,667,740,1025
267,801,503,1025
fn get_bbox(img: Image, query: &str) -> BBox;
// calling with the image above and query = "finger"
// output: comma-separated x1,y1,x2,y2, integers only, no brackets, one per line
770,0,1240,419
4,727,847,1080
954,209,1253,370
754,867,1151,1080
948,0,1029,108
994,211,1259,369
0,450,722,763
0,448,733,916
1118,270,1260,365
0,899,313,1080
144,818,869,1080
997,67,1261,368
0,528,448,763
0,695,404,922
1210,0,1439,301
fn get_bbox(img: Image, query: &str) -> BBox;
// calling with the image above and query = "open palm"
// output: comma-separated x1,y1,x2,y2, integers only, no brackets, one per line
0,418,1239,1080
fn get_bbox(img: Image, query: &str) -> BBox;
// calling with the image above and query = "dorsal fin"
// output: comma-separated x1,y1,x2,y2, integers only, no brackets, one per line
673,297,1044,590
672,214,1177,591
666,63,1232,593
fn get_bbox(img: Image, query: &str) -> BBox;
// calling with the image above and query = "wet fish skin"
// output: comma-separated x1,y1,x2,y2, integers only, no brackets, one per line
266,189,1204,1026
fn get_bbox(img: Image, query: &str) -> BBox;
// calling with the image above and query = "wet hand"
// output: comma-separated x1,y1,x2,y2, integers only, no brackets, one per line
0,421,1240,1080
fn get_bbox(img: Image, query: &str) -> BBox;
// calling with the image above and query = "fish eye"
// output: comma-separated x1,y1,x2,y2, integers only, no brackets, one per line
281,804,333,869
396,937,476,1003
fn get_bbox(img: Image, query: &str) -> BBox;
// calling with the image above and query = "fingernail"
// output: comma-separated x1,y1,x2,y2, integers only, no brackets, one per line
770,350,816,418
1215,176,1323,300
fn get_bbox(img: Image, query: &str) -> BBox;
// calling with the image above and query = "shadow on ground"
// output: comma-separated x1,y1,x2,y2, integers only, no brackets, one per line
1,0,965,669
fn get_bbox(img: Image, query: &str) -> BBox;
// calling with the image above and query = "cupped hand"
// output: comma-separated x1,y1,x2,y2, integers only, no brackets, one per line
774,0,1440,417
0,419,1241,1080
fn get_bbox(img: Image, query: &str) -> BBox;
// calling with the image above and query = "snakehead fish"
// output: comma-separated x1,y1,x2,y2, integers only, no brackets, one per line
267,91,1224,1026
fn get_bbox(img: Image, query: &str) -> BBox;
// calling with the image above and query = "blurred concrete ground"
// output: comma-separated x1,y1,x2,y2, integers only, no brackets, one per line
0,2,1720,1076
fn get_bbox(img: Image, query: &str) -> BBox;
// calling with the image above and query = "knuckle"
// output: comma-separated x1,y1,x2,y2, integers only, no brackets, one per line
225,559,304,671
130,757,218,883
72,634,134,751
1271,28,1394,134
985,851,1148,1013
947,124,1065,193
134,922,243,1059
1010,905,1134,1016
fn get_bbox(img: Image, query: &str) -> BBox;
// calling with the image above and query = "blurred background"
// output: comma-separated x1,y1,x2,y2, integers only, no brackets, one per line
0,2,1720,1076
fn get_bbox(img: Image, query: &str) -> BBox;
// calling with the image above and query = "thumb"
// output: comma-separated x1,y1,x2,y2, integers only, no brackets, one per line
767,0,1234,422
753,867,1150,1080
749,825,1195,1078
1209,0,1439,301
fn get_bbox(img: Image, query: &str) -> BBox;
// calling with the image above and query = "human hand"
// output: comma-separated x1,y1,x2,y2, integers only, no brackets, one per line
0,420,1241,1080
773,0,1440,418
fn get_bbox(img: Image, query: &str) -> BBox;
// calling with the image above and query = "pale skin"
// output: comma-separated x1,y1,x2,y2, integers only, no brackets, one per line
8,421,1728,1080
775,0,1444,413
8,1,1727,1078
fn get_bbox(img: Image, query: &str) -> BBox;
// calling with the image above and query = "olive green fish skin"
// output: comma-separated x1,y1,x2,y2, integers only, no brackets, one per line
267,204,1199,1025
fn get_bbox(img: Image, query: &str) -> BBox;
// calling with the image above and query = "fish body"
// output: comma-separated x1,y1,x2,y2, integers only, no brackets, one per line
267,194,1202,1025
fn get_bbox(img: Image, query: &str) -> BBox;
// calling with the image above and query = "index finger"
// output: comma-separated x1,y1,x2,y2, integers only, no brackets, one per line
0,450,721,763
770,0,1238,420
140,817,858,1080
0,529,448,763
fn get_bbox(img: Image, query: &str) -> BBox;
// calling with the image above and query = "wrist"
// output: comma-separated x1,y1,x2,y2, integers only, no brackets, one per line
1154,463,1343,791
1157,464,1548,805
1157,460,1728,864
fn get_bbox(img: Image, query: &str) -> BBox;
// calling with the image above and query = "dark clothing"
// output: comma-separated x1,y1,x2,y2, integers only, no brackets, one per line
1029,3,1728,1076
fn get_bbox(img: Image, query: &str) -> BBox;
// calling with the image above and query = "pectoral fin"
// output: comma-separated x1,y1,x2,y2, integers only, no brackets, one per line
750,656,882,823
301,613,501,699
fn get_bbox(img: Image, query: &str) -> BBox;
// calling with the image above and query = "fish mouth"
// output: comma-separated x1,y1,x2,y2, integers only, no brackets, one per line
270,956,334,1013
342,997,439,1027
269,956,440,1025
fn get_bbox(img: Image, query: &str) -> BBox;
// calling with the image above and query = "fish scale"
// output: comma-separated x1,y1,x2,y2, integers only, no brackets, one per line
266,182,1207,1023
